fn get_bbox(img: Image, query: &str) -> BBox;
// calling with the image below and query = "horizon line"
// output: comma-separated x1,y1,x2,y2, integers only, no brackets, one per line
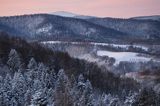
0,11,160,19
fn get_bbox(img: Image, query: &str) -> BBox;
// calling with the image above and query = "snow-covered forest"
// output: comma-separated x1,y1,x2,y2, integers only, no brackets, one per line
0,32,160,106
0,2,160,105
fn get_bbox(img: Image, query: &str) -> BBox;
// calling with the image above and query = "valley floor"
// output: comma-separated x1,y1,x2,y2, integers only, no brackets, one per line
43,40,160,83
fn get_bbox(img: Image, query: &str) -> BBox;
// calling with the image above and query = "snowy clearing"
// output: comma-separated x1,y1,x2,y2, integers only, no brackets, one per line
97,50,151,65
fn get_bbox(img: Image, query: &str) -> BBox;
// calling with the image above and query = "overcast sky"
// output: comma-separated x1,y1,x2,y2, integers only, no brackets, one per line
0,0,160,18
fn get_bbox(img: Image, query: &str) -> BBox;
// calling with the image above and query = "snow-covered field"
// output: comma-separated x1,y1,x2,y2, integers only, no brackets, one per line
42,41,155,65
97,50,151,65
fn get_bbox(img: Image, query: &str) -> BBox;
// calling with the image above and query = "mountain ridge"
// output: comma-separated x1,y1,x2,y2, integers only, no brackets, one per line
0,13,160,44
50,11,97,19
131,15,160,21
0,14,125,43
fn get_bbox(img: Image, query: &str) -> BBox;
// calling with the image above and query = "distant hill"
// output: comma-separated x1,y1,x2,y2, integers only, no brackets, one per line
51,11,77,17
0,13,160,44
0,14,124,43
86,17,160,41
51,11,96,19
131,15,160,21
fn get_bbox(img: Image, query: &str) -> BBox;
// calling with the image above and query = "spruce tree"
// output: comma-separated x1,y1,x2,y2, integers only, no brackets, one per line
7,49,21,71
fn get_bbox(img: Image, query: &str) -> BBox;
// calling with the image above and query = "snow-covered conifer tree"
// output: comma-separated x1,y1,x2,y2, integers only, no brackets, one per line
7,49,21,71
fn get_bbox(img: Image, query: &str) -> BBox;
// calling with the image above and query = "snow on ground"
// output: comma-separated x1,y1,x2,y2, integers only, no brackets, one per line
42,41,149,51
91,42,148,51
42,41,63,44
37,24,52,33
97,50,151,65
42,41,156,65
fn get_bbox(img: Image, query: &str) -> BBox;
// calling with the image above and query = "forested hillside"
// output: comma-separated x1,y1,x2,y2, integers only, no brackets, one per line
0,14,124,43
0,14,160,44
86,18,160,43
0,32,160,106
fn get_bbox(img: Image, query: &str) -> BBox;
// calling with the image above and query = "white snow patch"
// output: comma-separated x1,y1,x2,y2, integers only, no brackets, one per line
97,50,151,65
42,41,62,44
37,24,52,33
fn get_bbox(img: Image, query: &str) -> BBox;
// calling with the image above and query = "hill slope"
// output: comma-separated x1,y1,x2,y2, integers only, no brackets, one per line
0,14,124,43
86,17,160,42
0,14,160,43
131,15,160,21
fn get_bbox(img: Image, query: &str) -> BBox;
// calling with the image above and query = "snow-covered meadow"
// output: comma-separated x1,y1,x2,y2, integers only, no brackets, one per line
97,50,151,65
42,41,157,65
